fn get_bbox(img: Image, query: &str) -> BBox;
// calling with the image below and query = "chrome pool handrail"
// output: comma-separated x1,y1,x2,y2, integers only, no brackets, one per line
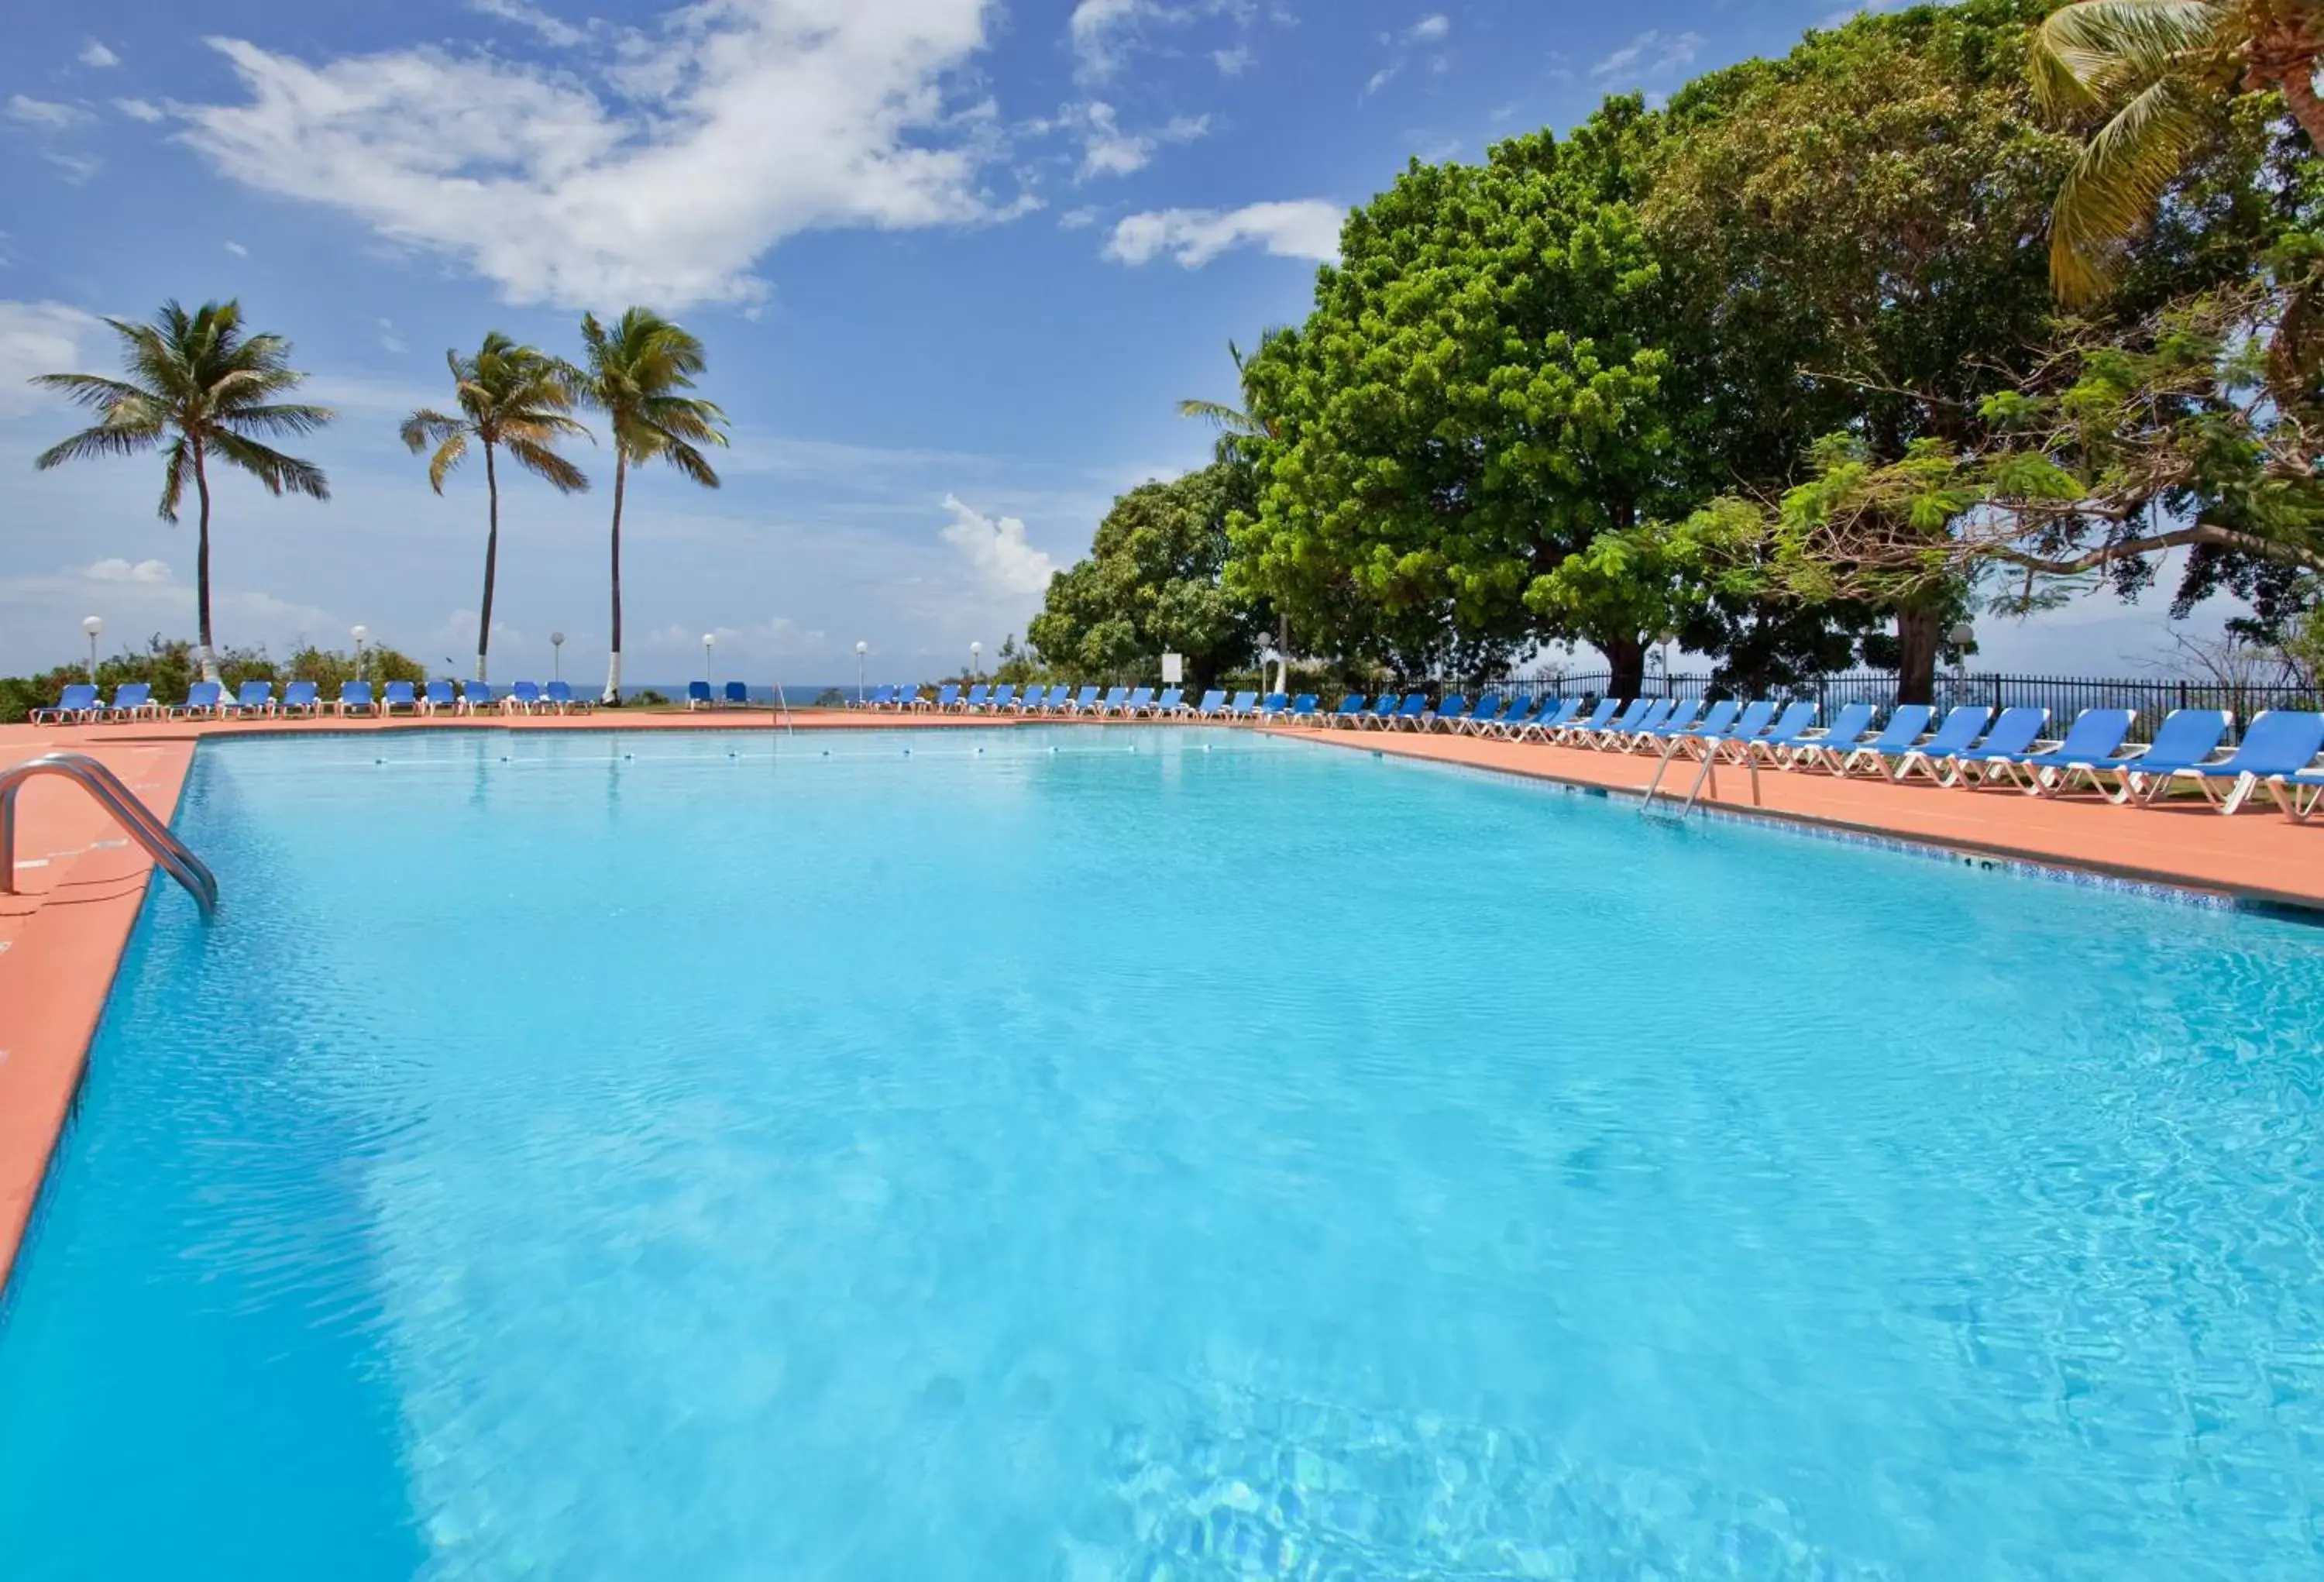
0,751,217,917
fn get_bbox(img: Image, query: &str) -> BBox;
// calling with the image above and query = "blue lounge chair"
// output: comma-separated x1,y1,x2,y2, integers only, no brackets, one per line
98,682,157,721
864,684,894,710
1886,706,1996,783
686,680,715,710
1256,692,1291,719
380,679,419,716
1751,701,1876,769
1573,699,1652,749
1327,693,1367,727
961,683,990,711
279,680,321,717
421,680,459,714
170,681,224,718
1457,694,1505,735
1622,698,1701,751
1225,689,1260,718
1389,693,1432,730
1012,683,1046,713
545,681,590,714
1535,697,1616,744
1893,706,2044,786
2037,708,2230,803
2144,710,2324,813
1119,686,1153,716
509,681,548,714
1096,686,1130,715
1638,698,1731,751
934,683,962,711
30,683,100,724
1149,687,1184,717
986,683,1017,713
894,686,921,710
1968,707,2136,793
1506,698,1581,741
1285,693,1319,723
1427,695,1471,732
1064,684,1099,714
724,681,750,707
1719,700,1816,763
1828,704,1935,776
1480,696,1542,738
1192,689,1231,718
335,680,376,717
224,680,274,718
1666,699,1777,762
1352,693,1398,729
462,679,495,714
2267,763,2324,821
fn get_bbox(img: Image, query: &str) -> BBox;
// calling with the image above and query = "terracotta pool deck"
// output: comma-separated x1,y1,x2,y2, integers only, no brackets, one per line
2,707,2320,1294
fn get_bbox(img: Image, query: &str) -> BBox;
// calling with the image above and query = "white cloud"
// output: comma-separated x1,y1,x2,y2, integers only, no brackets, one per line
1363,64,1398,97
114,98,164,122
1213,45,1253,75
1057,205,1099,230
0,301,101,418
940,494,1055,595
1103,199,1341,267
43,152,102,184
1066,101,1209,181
223,240,249,257
84,557,174,584
1069,0,1153,81
176,2,1016,309
468,0,593,49
80,41,122,69
7,95,92,129
1406,14,1449,43
1590,29,1705,83
380,318,407,354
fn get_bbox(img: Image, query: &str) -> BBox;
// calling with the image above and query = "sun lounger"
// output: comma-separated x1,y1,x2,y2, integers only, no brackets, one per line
933,683,962,711
545,681,590,714
1662,699,1776,762
1966,707,2136,793
2140,710,2324,813
279,681,321,717
97,682,159,721
1880,706,1992,782
1636,698,1729,752
1530,697,1614,744
1572,698,1652,748
1827,704,1935,776
1255,692,1291,719
1149,687,1185,717
1752,701,1876,769
507,681,548,714
419,680,459,715
1118,686,1153,716
224,680,275,718
1500,698,1576,741
335,680,376,717
462,679,494,714
686,680,715,710
1427,695,1470,732
380,680,419,717
2031,708,2228,802
1896,706,2045,786
1325,693,1367,727
1191,689,1231,718
1621,698,1703,751
169,681,224,718
30,683,100,724
1225,690,1260,718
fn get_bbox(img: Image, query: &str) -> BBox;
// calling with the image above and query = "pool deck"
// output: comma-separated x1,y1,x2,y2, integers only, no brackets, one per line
2,707,2321,1294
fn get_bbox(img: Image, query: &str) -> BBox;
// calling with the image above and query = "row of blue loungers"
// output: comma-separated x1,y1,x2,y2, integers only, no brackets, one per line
30,679,594,721
1312,693,2324,821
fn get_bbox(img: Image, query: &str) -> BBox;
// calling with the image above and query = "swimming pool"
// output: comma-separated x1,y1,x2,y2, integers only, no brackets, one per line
2,726,2320,1578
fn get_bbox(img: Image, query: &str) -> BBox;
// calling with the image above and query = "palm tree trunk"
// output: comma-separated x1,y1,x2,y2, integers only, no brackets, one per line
192,435,219,683
2268,54,2324,152
603,451,627,704
477,441,500,683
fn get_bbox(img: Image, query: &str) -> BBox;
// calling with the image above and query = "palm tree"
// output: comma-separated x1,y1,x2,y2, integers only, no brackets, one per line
1176,332,1282,466
2031,0,2324,304
574,308,728,703
32,300,332,681
401,334,591,682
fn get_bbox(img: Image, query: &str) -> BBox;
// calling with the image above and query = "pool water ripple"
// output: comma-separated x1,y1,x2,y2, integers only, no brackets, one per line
2,727,2321,1579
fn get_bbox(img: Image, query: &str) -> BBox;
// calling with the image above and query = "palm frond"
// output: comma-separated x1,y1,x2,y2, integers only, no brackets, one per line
157,438,191,524
652,437,723,489
2048,75,2213,303
401,408,466,451
208,431,331,501
503,438,590,493
2030,0,2229,112
34,419,166,469
1177,397,1263,434
27,372,157,412
426,432,469,493
224,401,336,438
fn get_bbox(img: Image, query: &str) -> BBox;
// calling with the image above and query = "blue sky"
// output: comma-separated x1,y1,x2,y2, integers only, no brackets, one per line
1,0,2227,684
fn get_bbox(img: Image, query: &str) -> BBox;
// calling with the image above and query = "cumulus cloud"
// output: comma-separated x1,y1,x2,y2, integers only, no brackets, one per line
468,0,594,48
8,95,92,129
84,558,174,584
1406,14,1449,43
113,98,164,122
1590,29,1705,83
1068,0,1153,81
940,494,1055,595
1103,199,1342,268
1057,205,1099,230
1213,45,1253,75
80,41,122,69
0,301,101,418
176,1,1017,308
1067,101,1208,180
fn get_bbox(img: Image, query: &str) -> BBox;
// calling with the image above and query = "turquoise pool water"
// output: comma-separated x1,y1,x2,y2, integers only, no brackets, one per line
2,727,2322,1579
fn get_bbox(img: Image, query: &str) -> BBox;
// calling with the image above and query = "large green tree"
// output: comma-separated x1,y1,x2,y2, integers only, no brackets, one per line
1230,99,1700,694
1645,0,2082,701
400,332,591,682
575,308,727,703
1027,463,1264,689
31,300,333,682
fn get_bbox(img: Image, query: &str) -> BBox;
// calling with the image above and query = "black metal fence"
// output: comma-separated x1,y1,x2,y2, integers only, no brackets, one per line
1480,670,2319,742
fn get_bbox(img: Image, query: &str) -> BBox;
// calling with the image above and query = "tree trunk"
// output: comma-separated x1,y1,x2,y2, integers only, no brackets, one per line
476,441,500,683
1603,634,1647,700
603,452,627,704
2256,43,2324,151
192,435,219,683
1894,602,1943,706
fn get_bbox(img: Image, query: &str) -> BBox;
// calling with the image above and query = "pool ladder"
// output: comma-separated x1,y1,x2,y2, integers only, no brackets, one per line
1638,738,1761,818
0,751,218,917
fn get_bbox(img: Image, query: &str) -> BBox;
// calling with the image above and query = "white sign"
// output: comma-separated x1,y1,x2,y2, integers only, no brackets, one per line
1160,652,1184,685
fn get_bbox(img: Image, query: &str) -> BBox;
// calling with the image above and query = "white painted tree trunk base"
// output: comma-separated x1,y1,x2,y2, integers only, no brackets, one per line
603,651,623,705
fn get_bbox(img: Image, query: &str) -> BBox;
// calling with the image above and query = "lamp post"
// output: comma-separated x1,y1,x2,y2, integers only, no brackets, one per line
703,632,716,691
855,641,868,706
551,631,565,682
969,641,982,679
352,624,369,682
81,614,103,683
